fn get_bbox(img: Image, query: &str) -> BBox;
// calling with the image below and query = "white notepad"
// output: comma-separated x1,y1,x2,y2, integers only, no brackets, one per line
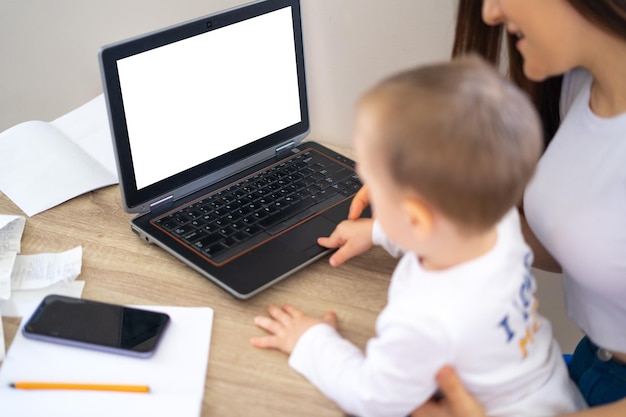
0,94,117,217
0,305,213,417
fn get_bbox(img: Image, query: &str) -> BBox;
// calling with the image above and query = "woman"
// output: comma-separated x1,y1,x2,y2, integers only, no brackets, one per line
323,0,626,415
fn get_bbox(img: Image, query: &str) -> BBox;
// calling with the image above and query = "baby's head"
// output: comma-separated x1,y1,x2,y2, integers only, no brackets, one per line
354,55,542,242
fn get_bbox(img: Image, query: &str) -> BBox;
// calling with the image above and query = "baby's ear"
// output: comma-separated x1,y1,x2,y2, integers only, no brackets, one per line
402,197,434,239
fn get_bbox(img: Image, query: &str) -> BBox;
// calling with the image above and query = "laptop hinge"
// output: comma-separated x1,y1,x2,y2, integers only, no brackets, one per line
275,141,295,154
150,194,174,209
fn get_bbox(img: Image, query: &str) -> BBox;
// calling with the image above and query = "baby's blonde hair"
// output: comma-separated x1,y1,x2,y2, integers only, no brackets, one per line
360,55,543,232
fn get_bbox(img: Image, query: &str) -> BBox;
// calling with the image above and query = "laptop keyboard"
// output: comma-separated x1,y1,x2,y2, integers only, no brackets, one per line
152,149,362,265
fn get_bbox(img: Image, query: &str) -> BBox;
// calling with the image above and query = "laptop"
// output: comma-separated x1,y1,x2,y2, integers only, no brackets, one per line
98,0,364,299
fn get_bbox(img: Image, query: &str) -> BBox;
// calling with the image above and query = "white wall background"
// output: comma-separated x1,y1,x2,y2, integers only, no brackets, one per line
0,0,457,147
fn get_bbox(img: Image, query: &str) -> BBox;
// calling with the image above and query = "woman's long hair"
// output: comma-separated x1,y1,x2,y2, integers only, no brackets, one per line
452,0,626,146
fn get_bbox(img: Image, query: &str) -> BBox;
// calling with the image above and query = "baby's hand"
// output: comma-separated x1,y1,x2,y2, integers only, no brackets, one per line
317,218,374,266
251,304,337,355
348,186,370,220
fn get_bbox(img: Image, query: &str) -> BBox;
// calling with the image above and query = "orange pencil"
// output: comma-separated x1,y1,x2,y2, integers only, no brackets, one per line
10,382,150,393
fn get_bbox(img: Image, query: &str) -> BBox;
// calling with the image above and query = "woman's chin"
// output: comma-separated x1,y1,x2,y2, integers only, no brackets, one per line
522,63,551,82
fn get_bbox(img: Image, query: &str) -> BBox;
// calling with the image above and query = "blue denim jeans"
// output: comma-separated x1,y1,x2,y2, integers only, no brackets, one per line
568,336,626,407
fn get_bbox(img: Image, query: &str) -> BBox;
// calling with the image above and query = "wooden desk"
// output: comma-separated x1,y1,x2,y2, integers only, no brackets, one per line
0,147,396,416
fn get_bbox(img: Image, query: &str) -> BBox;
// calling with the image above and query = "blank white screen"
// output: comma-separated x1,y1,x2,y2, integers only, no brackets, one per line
117,7,301,190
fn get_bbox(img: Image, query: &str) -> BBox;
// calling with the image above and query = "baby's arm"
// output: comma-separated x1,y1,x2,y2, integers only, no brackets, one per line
317,218,374,266
252,302,447,417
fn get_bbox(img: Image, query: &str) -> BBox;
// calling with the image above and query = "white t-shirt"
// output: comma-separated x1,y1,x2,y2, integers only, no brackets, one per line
524,68,626,352
289,210,585,417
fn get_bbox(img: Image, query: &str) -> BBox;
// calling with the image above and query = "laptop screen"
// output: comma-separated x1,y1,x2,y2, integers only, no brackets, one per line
100,0,309,212
116,6,301,190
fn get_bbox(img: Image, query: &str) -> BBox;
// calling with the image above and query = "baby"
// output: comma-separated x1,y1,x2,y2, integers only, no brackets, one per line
251,55,585,417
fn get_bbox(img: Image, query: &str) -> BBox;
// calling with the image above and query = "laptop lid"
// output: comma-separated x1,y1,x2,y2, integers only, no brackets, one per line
99,0,309,214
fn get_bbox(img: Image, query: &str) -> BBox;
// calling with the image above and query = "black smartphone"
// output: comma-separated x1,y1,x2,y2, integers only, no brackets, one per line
22,295,170,358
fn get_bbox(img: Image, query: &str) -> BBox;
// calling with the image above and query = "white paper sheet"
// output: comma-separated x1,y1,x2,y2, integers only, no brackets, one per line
0,281,85,318
11,246,82,290
51,95,118,176
0,215,25,252
0,216,26,300
0,251,18,301
0,305,213,417
0,95,118,217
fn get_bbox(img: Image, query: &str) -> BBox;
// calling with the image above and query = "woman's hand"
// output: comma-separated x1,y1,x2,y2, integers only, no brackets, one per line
411,366,486,417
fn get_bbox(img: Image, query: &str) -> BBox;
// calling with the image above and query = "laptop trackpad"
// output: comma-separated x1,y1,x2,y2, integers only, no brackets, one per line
277,215,337,256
